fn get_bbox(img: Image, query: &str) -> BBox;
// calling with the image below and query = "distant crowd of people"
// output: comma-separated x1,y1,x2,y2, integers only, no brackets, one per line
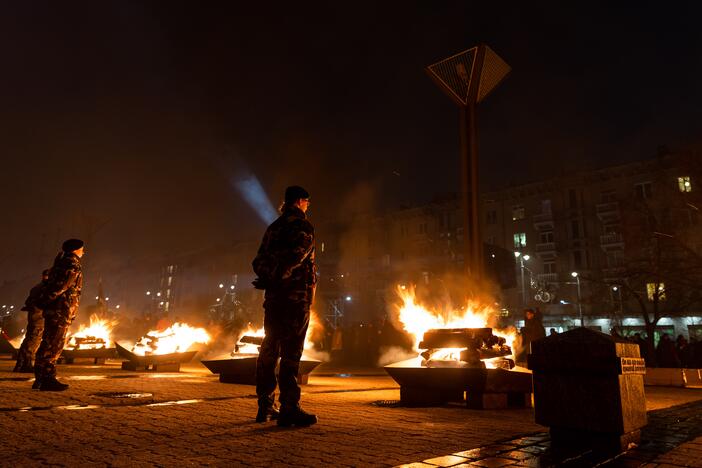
619,331,702,368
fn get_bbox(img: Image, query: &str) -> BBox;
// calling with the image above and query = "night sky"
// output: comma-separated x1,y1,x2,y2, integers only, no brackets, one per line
1,1,701,282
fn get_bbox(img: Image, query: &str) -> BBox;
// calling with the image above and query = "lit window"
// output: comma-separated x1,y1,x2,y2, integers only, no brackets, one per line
678,176,692,193
513,232,526,248
512,205,525,221
646,283,666,301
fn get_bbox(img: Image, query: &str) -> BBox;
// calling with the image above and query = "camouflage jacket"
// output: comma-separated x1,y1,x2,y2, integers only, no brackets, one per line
21,280,48,313
40,252,83,321
253,206,316,305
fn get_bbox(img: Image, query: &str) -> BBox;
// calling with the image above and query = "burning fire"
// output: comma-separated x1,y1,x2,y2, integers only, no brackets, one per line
395,285,516,367
132,323,210,356
67,314,118,350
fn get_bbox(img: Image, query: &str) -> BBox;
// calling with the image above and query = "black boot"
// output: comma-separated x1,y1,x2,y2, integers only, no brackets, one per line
256,396,280,423
31,378,42,390
39,376,69,392
277,406,317,427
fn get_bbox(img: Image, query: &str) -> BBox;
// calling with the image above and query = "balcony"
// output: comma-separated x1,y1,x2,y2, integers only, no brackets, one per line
537,273,559,284
600,232,624,250
602,266,625,282
535,242,557,254
596,202,621,223
533,212,554,230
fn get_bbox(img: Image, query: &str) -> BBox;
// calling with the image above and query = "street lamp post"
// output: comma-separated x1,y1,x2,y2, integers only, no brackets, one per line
612,285,623,315
515,252,530,308
571,272,583,327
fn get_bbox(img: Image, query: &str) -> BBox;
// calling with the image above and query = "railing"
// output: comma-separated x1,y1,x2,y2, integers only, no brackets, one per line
600,232,624,245
537,273,559,283
535,242,557,252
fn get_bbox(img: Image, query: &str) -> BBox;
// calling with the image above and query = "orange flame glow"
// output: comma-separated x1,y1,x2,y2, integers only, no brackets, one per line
395,285,516,364
131,322,210,356
67,314,118,350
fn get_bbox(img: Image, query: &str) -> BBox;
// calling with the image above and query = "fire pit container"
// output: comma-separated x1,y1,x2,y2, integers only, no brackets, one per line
60,347,118,365
0,335,19,359
116,343,197,372
527,327,647,452
201,355,321,385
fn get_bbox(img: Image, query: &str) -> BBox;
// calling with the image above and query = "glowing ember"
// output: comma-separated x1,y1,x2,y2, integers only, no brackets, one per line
131,323,210,356
67,314,118,350
395,285,516,368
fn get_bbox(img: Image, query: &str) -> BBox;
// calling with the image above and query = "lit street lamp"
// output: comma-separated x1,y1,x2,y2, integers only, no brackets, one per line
611,285,623,316
571,272,583,327
515,252,530,308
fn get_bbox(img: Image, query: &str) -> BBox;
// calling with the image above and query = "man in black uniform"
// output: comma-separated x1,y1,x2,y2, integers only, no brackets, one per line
33,239,84,391
13,269,50,373
253,186,317,427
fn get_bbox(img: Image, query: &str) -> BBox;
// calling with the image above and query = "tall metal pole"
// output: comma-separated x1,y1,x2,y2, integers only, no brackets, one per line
520,257,526,307
459,103,482,277
576,276,583,327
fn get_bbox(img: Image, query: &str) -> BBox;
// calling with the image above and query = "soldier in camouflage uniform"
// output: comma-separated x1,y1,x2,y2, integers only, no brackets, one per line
13,269,51,373
33,239,84,391
253,186,317,427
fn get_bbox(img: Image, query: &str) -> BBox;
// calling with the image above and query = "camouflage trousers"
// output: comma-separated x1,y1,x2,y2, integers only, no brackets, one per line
256,302,310,409
14,309,44,370
34,312,71,381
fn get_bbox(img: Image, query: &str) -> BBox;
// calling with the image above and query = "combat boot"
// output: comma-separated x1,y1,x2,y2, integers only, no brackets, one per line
255,396,280,422
14,364,34,373
39,376,69,392
277,406,317,427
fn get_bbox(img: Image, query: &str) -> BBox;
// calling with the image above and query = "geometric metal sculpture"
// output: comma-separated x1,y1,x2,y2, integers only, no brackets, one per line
426,44,510,278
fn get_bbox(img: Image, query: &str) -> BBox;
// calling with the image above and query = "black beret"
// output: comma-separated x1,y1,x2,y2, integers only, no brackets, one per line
62,238,84,252
284,185,310,203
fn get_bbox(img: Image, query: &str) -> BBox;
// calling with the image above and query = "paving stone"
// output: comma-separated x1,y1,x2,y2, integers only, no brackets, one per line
469,458,517,467
423,455,471,466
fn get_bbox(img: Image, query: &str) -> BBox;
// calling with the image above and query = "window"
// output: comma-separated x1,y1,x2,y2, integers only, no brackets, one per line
512,205,525,221
486,210,497,224
513,232,526,249
678,176,692,192
571,220,581,239
541,199,552,214
600,190,617,203
635,182,653,200
419,223,428,234
573,251,583,269
543,262,556,274
647,283,666,301
568,189,578,208
540,231,554,243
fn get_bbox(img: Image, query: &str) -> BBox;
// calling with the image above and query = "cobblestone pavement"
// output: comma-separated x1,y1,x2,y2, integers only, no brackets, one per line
394,389,702,468
0,357,701,467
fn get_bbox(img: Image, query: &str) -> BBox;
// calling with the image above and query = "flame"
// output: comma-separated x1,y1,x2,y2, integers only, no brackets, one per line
131,322,210,356
395,285,516,366
67,314,118,350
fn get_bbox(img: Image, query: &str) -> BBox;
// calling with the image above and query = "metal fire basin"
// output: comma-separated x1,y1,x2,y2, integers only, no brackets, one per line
0,335,19,359
201,355,321,385
385,357,533,409
116,343,197,372
60,347,119,365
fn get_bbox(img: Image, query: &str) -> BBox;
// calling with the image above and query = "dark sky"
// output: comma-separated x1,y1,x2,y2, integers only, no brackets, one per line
1,1,701,281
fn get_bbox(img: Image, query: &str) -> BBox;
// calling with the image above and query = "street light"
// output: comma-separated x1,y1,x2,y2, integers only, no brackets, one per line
611,285,623,316
515,252,530,308
571,272,583,327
